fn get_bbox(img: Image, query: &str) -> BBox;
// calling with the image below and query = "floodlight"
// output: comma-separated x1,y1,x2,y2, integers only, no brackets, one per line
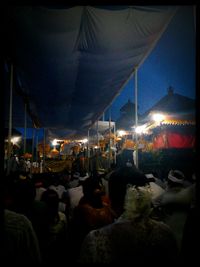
135,125,146,134
152,113,165,123
118,130,126,137
11,136,21,144
52,139,57,146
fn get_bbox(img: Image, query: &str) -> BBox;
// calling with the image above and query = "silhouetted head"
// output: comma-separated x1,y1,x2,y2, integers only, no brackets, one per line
41,189,59,221
81,176,104,208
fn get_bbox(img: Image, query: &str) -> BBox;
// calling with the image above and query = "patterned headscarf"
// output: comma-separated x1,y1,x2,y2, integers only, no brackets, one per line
122,185,152,221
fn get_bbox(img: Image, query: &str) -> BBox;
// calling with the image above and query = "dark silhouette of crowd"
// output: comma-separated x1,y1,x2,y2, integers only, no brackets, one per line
1,158,197,265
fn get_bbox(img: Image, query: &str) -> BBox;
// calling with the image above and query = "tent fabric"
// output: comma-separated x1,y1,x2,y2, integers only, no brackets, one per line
46,120,115,140
4,5,178,137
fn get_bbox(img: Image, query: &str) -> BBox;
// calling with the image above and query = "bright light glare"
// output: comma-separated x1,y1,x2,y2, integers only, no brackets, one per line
118,130,126,137
152,113,165,122
135,125,146,134
52,139,58,146
11,136,21,144
82,138,88,143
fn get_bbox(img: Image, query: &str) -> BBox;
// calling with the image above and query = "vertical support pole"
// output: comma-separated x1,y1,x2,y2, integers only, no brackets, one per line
134,67,138,168
31,127,35,172
36,131,38,163
23,103,27,155
87,129,90,158
113,121,116,165
109,108,112,168
43,128,46,172
87,129,90,173
8,63,13,159
96,121,99,150
102,112,105,121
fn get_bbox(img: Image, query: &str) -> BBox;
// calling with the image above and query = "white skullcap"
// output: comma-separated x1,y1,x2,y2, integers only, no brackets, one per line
79,173,89,181
145,174,154,179
168,170,185,184
73,172,80,178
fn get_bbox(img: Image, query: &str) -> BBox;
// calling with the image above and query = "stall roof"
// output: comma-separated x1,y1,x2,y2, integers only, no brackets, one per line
143,86,195,115
141,86,196,124
4,5,178,137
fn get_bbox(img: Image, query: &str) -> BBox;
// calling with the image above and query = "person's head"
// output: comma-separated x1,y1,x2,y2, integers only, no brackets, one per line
79,172,89,182
108,166,149,216
82,176,104,207
122,185,152,221
167,169,185,188
14,176,36,203
41,189,59,220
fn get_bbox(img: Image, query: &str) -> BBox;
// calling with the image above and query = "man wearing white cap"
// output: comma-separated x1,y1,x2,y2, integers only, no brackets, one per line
153,169,192,251
168,169,185,184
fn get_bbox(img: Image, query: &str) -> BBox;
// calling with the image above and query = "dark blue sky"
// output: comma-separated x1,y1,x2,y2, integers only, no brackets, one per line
107,5,196,120
17,6,195,139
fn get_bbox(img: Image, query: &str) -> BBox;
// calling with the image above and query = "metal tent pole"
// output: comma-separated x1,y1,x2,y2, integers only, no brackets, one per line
31,127,35,171
36,132,38,164
23,103,27,155
43,128,46,172
8,63,13,159
87,129,90,158
102,112,105,121
96,121,99,150
109,108,112,168
87,129,90,173
134,67,138,168
113,121,116,165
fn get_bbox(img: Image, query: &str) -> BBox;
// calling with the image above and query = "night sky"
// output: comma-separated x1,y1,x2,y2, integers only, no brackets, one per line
107,5,196,120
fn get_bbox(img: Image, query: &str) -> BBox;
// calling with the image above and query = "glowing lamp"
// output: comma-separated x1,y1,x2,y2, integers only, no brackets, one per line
118,130,126,137
152,113,165,123
52,139,58,146
135,125,146,134
11,136,21,144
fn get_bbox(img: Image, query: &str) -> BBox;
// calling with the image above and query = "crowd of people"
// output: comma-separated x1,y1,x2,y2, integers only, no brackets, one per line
1,154,197,265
